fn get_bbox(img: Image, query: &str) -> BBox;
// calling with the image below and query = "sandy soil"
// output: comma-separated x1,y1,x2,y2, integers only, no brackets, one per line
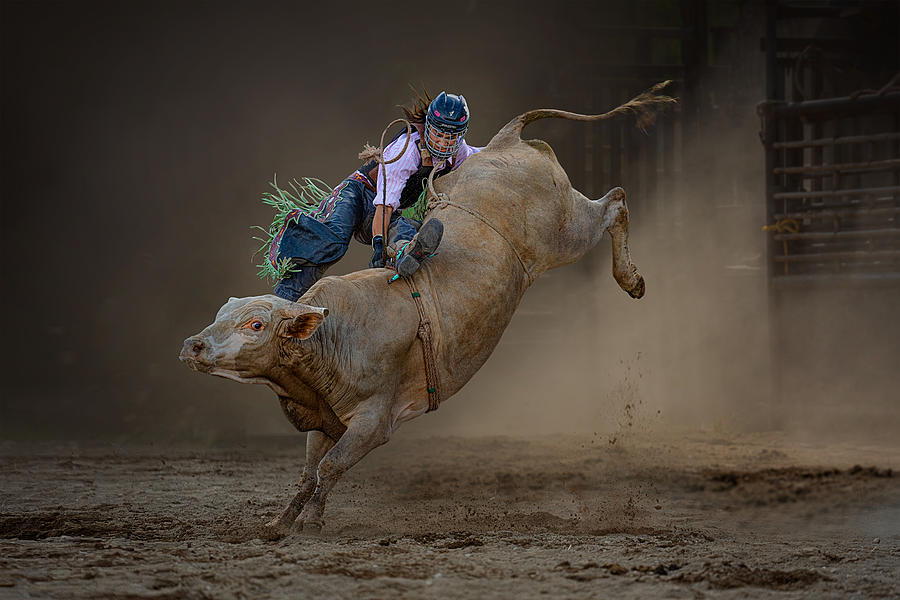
0,431,897,599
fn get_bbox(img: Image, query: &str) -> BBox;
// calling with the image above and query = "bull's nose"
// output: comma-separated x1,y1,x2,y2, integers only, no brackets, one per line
181,336,205,358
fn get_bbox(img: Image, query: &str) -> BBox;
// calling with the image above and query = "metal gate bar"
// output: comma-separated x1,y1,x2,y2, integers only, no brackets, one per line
758,90,900,284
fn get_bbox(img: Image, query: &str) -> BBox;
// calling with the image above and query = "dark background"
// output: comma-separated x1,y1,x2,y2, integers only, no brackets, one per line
2,0,897,440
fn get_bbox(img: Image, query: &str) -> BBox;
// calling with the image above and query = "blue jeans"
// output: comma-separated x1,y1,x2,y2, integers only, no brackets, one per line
274,171,418,301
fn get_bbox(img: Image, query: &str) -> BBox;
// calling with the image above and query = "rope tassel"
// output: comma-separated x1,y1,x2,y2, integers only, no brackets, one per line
763,218,800,275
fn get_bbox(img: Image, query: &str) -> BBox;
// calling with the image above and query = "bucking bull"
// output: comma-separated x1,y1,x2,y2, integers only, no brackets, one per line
180,83,674,534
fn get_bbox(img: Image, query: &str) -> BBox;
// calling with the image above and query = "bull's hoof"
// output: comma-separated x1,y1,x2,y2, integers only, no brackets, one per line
628,275,645,299
260,513,297,538
258,521,290,541
264,516,286,529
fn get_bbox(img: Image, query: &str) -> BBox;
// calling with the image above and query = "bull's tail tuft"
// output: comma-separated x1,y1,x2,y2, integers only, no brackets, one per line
508,80,677,139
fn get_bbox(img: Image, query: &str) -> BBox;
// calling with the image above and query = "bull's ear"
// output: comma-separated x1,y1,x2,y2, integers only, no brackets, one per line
283,308,328,340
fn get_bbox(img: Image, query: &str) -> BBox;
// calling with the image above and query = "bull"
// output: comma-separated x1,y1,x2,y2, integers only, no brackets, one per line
180,84,673,534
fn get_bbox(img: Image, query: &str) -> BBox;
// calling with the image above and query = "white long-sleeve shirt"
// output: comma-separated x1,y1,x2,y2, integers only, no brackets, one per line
374,130,482,209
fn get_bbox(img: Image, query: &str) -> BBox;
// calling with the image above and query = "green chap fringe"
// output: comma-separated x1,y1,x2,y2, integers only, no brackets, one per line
252,175,333,282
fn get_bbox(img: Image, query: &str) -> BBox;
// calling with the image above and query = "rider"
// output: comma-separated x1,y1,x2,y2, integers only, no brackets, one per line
371,90,481,278
272,90,480,301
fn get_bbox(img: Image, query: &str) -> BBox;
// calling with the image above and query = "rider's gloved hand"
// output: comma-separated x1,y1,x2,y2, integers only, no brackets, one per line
369,235,385,268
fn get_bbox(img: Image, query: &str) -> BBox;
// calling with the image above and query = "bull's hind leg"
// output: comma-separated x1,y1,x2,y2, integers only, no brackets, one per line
263,430,334,535
590,187,645,298
298,399,393,533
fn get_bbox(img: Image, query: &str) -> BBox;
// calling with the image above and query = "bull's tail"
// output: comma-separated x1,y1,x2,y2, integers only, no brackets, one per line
501,81,677,141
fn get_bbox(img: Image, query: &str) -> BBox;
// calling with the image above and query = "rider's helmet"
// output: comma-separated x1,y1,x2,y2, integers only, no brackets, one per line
424,92,469,160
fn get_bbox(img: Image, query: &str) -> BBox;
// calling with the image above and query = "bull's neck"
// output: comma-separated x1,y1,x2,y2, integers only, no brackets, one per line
266,363,318,403
265,365,346,440
279,313,349,402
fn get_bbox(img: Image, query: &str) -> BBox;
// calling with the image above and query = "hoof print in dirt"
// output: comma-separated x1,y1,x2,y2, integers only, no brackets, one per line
672,564,829,591
300,522,323,537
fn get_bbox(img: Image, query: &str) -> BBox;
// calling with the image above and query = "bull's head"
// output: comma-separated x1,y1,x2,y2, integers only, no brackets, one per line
179,295,327,389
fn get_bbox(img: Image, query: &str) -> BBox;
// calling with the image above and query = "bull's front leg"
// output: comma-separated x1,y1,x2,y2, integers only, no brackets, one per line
263,430,334,535
592,187,645,299
298,399,393,533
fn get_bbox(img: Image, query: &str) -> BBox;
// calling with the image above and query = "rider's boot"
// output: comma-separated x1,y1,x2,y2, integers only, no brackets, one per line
273,263,326,302
397,218,444,278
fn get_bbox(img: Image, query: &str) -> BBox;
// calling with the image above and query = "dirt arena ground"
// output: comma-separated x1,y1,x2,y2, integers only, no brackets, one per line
1,431,897,599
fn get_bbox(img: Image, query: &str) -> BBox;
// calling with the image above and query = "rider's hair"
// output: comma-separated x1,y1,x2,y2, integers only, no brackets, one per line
399,85,433,124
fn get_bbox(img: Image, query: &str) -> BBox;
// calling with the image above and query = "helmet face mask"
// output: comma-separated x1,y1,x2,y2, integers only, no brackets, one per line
424,92,469,160
424,122,464,159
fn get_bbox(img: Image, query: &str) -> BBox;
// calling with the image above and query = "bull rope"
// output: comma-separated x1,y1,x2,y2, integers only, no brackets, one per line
371,118,443,412
402,276,441,412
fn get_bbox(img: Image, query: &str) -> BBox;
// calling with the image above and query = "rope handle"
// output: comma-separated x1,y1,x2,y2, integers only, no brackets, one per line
376,118,414,264
426,156,448,203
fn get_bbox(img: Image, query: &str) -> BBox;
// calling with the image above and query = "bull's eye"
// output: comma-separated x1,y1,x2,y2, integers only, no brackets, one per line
242,319,265,331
